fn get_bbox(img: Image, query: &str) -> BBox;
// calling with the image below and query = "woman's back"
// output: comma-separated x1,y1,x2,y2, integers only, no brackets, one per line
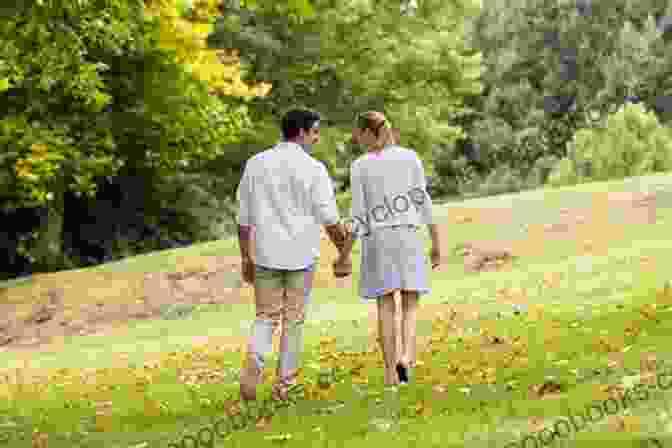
350,145,433,233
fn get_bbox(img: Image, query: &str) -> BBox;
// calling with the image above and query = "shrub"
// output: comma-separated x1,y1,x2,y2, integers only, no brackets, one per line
530,155,560,187
548,102,672,187
474,165,525,197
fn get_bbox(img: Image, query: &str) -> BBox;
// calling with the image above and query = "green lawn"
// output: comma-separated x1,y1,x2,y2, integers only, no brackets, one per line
2,173,672,447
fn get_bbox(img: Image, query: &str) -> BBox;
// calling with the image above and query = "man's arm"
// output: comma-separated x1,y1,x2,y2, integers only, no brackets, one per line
428,223,440,249
313,164,348,254
238,225,255,262
237,162,256,283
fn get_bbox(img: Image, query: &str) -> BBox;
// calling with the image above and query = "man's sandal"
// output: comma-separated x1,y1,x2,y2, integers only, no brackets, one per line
240,356,263,401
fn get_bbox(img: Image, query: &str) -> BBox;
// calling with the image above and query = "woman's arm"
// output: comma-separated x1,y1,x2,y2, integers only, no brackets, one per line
414,153,441,268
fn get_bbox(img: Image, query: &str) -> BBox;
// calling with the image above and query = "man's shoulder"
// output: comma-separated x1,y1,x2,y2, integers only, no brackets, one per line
248,147,275,163
294,151,329,176
243,145,282,172
351,153,370,169
248,145,327,178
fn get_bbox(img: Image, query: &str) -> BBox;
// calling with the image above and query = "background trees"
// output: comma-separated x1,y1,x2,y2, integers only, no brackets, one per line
206,0,484,195
0,0,252,278
431,0,672,197
4,0,672,281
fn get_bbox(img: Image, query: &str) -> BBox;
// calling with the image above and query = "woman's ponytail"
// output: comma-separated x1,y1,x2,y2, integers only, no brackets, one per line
358,111,398,149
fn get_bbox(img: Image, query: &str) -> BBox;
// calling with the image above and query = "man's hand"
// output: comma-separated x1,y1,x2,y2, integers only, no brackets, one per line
430,246,441,270
333,254,352,278
242,258,255,284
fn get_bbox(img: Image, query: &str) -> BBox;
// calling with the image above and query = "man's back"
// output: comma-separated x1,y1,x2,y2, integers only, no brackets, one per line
237,141,340,270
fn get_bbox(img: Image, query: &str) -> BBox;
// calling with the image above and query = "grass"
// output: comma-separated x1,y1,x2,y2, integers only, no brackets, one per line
3,172,672,447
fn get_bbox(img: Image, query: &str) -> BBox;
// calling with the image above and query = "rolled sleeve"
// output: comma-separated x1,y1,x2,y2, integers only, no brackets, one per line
414,155,434,225
236,162,253,227
313,163,340,226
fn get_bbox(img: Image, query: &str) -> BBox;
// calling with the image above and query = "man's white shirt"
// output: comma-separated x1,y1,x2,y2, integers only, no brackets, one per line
236,141,341,270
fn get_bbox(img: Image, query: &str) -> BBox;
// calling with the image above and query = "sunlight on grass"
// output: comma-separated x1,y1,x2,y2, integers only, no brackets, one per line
4,173,672,447
3,272,672,448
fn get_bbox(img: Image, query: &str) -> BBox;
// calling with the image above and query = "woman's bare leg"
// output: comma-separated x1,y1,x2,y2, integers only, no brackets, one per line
400,290,419,369
376,292,399,386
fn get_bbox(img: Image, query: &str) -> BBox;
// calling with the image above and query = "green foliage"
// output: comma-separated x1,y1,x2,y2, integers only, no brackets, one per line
528,154,560,187
0,0,252,275
476,165,525,197
0,1,249,209
548,102,672,187
154,171,241,241
547,157,580,188
208,0,483,165
462,0,672,189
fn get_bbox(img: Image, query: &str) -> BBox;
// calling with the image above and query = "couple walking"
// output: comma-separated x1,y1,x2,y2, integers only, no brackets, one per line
236,108,441,401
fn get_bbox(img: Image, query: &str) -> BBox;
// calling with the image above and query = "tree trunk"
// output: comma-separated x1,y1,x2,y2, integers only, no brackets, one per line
33,176,68,272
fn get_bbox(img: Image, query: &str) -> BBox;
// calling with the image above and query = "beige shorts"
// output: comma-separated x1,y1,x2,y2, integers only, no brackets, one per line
253,261,317,322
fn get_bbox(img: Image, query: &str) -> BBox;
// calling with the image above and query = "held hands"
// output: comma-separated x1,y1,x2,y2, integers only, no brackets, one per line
333,254,352,278
333,223,353,278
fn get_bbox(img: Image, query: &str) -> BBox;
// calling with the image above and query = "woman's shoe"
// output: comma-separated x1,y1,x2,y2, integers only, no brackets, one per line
396,362,409,384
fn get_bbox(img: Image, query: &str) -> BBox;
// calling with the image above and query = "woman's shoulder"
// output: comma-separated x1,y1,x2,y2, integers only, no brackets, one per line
389,145,420,159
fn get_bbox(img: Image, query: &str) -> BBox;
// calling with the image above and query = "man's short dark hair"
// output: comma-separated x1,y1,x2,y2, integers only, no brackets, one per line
281,109,321,140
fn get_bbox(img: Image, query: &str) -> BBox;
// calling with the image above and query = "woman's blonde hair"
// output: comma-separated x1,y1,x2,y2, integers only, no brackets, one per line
356,111,398,149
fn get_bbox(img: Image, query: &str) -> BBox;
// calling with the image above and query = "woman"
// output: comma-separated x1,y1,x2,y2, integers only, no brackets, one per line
334,111,441,387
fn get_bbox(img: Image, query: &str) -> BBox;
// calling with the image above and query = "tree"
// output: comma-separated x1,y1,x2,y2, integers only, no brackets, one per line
143,0,273,97
458,0,672,183
207,0,483,172
0,0,251,274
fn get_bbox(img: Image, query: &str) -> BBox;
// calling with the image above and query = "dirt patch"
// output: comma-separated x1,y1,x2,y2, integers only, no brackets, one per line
0,234,357,354
450,190,659,269
0,256,252,352
0,189,660,356
454,241,516,273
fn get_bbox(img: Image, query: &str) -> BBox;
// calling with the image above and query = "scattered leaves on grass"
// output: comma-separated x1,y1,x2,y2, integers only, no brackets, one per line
531,380,564,398
264,433,292,442
4,278,672,443
31,431,48,448
611,415,642,433
454,215,473,224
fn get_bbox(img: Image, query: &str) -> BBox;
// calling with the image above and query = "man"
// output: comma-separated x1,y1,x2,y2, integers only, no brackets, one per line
236,108,352,402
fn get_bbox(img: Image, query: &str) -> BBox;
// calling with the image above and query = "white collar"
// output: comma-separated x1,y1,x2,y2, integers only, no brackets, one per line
278,141,303,149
